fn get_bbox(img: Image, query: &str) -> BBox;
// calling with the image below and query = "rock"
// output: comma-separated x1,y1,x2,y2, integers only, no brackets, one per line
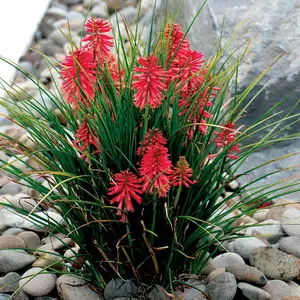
11,193,40,212
238,282,271,300
2,228,25,236
211,253,245,269
0,235,26,249
38,40,63,57
175,285,207,300
201,258,218,275
225,264,267,286
249,247,299,281
266,205,287,220
0,295,10,300
283,297,300,300
6,155,29,173
279,236,300,258
49,29,77,47
281,209,300,236
17,61,34,75
148,285,171,300
39,233,73,251
58,0,81,5
17,231,41,250
253,209,270,223
227,180,239,191
263,280,292,300
0,272,21,292
35,297,58,300
0,181,22,195
47,6,68,19
32,250,64,269
19,267,56,297
0,250,36,273
104,279,137,300
207,268,225,283
206,272,237,300
288,281,300,297
56,275,102,300
66,11,84,20
91,3,107,18
0,106,10,126
233,237,267,260
245,219,283,243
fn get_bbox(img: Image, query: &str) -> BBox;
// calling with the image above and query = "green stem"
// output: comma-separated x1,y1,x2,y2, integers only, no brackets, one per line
173,186,182,209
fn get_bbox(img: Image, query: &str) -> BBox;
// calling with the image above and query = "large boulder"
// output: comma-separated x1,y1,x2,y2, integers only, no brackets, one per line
161,0,300,200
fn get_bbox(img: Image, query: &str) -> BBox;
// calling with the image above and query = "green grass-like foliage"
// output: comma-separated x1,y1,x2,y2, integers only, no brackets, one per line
0,1,299,291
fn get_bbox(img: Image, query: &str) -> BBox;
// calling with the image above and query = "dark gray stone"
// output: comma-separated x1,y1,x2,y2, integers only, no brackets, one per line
206,272,237,300
0,250,36,273
148,285,171,300
104,279,137,300
238,282,271,300
0,272,21,292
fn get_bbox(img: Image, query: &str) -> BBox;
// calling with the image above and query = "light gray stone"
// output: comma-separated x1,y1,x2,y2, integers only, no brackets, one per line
245,219,283,243
1,228,25,236
206,272,237,300
11,193,40,212
211,253,245,269
20,267,56,297
238,282,271,300
279,236,300,258
0,235,26,249
207,268,225,283
162,0,300,200
263,280,292,300
56,275,102,300
233,237,267,260
288,281,300,297
226,264,267,286
0,250,36,273
281,209,300,237
249,247,299,281
47,6,68,19
91,3,107,18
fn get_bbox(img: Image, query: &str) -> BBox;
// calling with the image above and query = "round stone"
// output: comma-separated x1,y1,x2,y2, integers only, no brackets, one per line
0,235,26,249
0,272,21,292
249,247,299,281
211,253,245,269
253,209,270,223
19,267,56,297
0,250,36,273
238,282,271,300
206,272,237,300
207,268,225,283
226,263,267,286
11,193,40,212
279,236,300,258
281,209,300,236
263,280,291,300
17,231,41,250
233,237,267,260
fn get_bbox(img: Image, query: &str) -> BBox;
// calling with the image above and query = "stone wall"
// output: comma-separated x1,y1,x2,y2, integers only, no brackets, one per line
161,0,300,200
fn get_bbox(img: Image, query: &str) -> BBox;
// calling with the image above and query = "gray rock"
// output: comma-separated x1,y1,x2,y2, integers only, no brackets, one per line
17,231,41,250
238,282,271,300
38,40,63,57
47,6,68,19
211,253,245,269
262,280,292,300
0,294,10,300
279,236,300,258
281,209,300,237
0,106,11,126
226,264,267,286
19,267,56,297
35,298,58,300
207,268,226,283
0,250,36,273
56,275,102,300
17,61,34,75
162,0,300,200
249,247,299,281
2,228,25,236
0,235,26,249
11,193,40,212
245,220,283,243
288,281,300,297
66,11,84,20
91,3,107,18
206,272,237,300
0,181,22,195
104,279,137,300
58,0,81,5
233,237,267,260
148,285,171,300
0,272,21,292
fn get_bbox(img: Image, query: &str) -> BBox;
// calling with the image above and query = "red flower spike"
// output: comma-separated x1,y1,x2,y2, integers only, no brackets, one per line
73,118,100,156
60,49,97,108
139,144,172,198
169,156,197,188
164,24,190,62
132,56,167,109
137,128,167,156
83,18,114,60
210,122,241,160
107,170,143,222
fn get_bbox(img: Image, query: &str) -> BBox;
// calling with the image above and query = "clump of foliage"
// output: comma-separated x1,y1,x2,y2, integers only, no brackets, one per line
0,1,299,291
